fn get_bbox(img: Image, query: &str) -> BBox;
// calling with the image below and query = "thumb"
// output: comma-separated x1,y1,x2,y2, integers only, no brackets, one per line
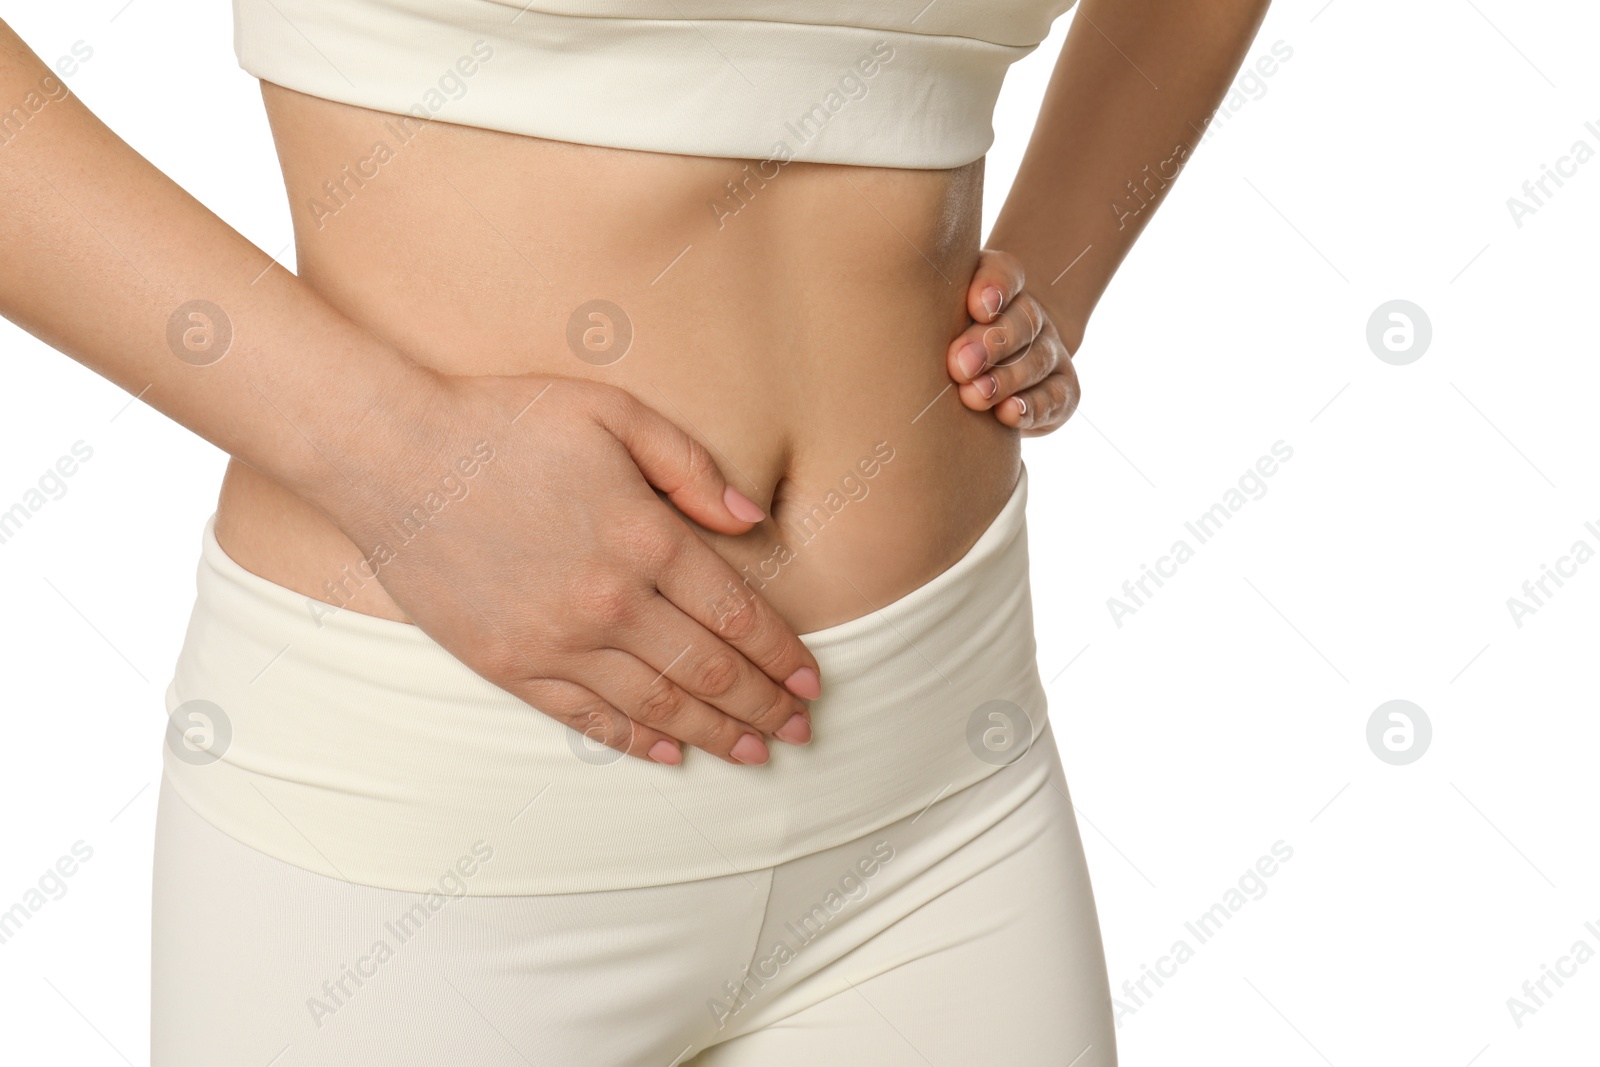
599,395,766,534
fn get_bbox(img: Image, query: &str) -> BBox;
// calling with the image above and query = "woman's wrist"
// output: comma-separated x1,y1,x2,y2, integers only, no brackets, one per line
268,345,453,533
981,229,1093,357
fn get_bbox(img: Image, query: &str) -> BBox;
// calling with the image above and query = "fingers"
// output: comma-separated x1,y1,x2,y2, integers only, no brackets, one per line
595,391,768,536
965,248,1027,325
514,530,818,766
515,676,686,766
569,379,825,723
566,496,822,753
521,581,815,768
948,293,1051,395
636,590,814,737
961,320,1063,411
581,649,778,766
953,255,1084,436
946,290,1081,433
650,534,824,703
516,632,800,769
994,364,1083,436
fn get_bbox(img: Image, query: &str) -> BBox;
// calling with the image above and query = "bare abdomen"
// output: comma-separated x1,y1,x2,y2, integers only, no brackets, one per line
213,83,1019,633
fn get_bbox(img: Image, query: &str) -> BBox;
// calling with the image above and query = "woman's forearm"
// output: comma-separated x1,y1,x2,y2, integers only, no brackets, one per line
988,0,1273,352
1,17,831,765
0,20,433,509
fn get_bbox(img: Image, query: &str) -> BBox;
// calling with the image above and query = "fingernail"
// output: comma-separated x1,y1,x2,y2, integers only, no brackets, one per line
1014,397,1028,421
648,739,682,765
731,733,769,765
978,374,998,400
724,485,765,523
958,342,987,379
981,286,1004,320
784,666,821,700
775,712,812,745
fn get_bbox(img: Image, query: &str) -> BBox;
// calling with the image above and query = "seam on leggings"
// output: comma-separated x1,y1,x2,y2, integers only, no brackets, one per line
764,750,1064,1014
692,866,777,1054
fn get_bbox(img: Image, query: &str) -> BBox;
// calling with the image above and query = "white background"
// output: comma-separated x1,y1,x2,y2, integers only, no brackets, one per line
1,0,1595,1064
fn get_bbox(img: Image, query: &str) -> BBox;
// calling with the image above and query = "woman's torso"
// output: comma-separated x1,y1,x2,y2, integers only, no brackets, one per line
214,82,1018,633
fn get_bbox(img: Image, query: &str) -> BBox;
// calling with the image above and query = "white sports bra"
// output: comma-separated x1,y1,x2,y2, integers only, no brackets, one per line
231,0,1078,169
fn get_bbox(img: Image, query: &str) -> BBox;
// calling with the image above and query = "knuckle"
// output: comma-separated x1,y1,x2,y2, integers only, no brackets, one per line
1042,332,1067,369
992,343,1030,377
1059,375,1083,419
681,436,714,486
570,703,622,745
610,516,681,572
747,689,794,733
992,337,1032,373
698,716,743,755
1032,389,1055,427
981,322,1010,355
711,590,759,643
521,675,586,719
603,383,642,420
1019,293,1045,334
574,379,625,426
982,247,1022,282
634,682,684,727
997,249,1025,284
973,247,1002,278
1030,381,1054,417
604,390,652,441
692,649,744,698
477,639,533,684
638,529,682,571
576,575,641,627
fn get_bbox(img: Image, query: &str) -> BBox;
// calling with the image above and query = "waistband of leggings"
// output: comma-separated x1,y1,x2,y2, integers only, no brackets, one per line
161,463,1052,895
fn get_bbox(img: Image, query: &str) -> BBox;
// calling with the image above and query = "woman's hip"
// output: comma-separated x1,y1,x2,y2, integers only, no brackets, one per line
161,464,1050,895
151,716,1113,1066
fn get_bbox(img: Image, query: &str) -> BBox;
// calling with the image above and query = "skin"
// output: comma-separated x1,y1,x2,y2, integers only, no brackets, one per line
0,0,1270,766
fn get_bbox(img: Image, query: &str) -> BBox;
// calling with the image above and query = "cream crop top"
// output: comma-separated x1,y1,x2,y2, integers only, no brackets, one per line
231,0,1078,169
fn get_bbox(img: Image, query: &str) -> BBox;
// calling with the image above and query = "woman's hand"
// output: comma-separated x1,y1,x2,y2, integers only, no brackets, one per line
312,370,822,768
0,12,816,770
947,249,1082,437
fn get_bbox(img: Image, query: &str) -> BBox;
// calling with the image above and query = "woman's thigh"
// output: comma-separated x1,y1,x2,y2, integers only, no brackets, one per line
149,777,768,1067
151,728,1114,1066
692,733,1116,1066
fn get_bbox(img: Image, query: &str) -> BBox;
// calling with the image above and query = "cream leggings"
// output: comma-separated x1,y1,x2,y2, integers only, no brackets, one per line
151,721,1114,1066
